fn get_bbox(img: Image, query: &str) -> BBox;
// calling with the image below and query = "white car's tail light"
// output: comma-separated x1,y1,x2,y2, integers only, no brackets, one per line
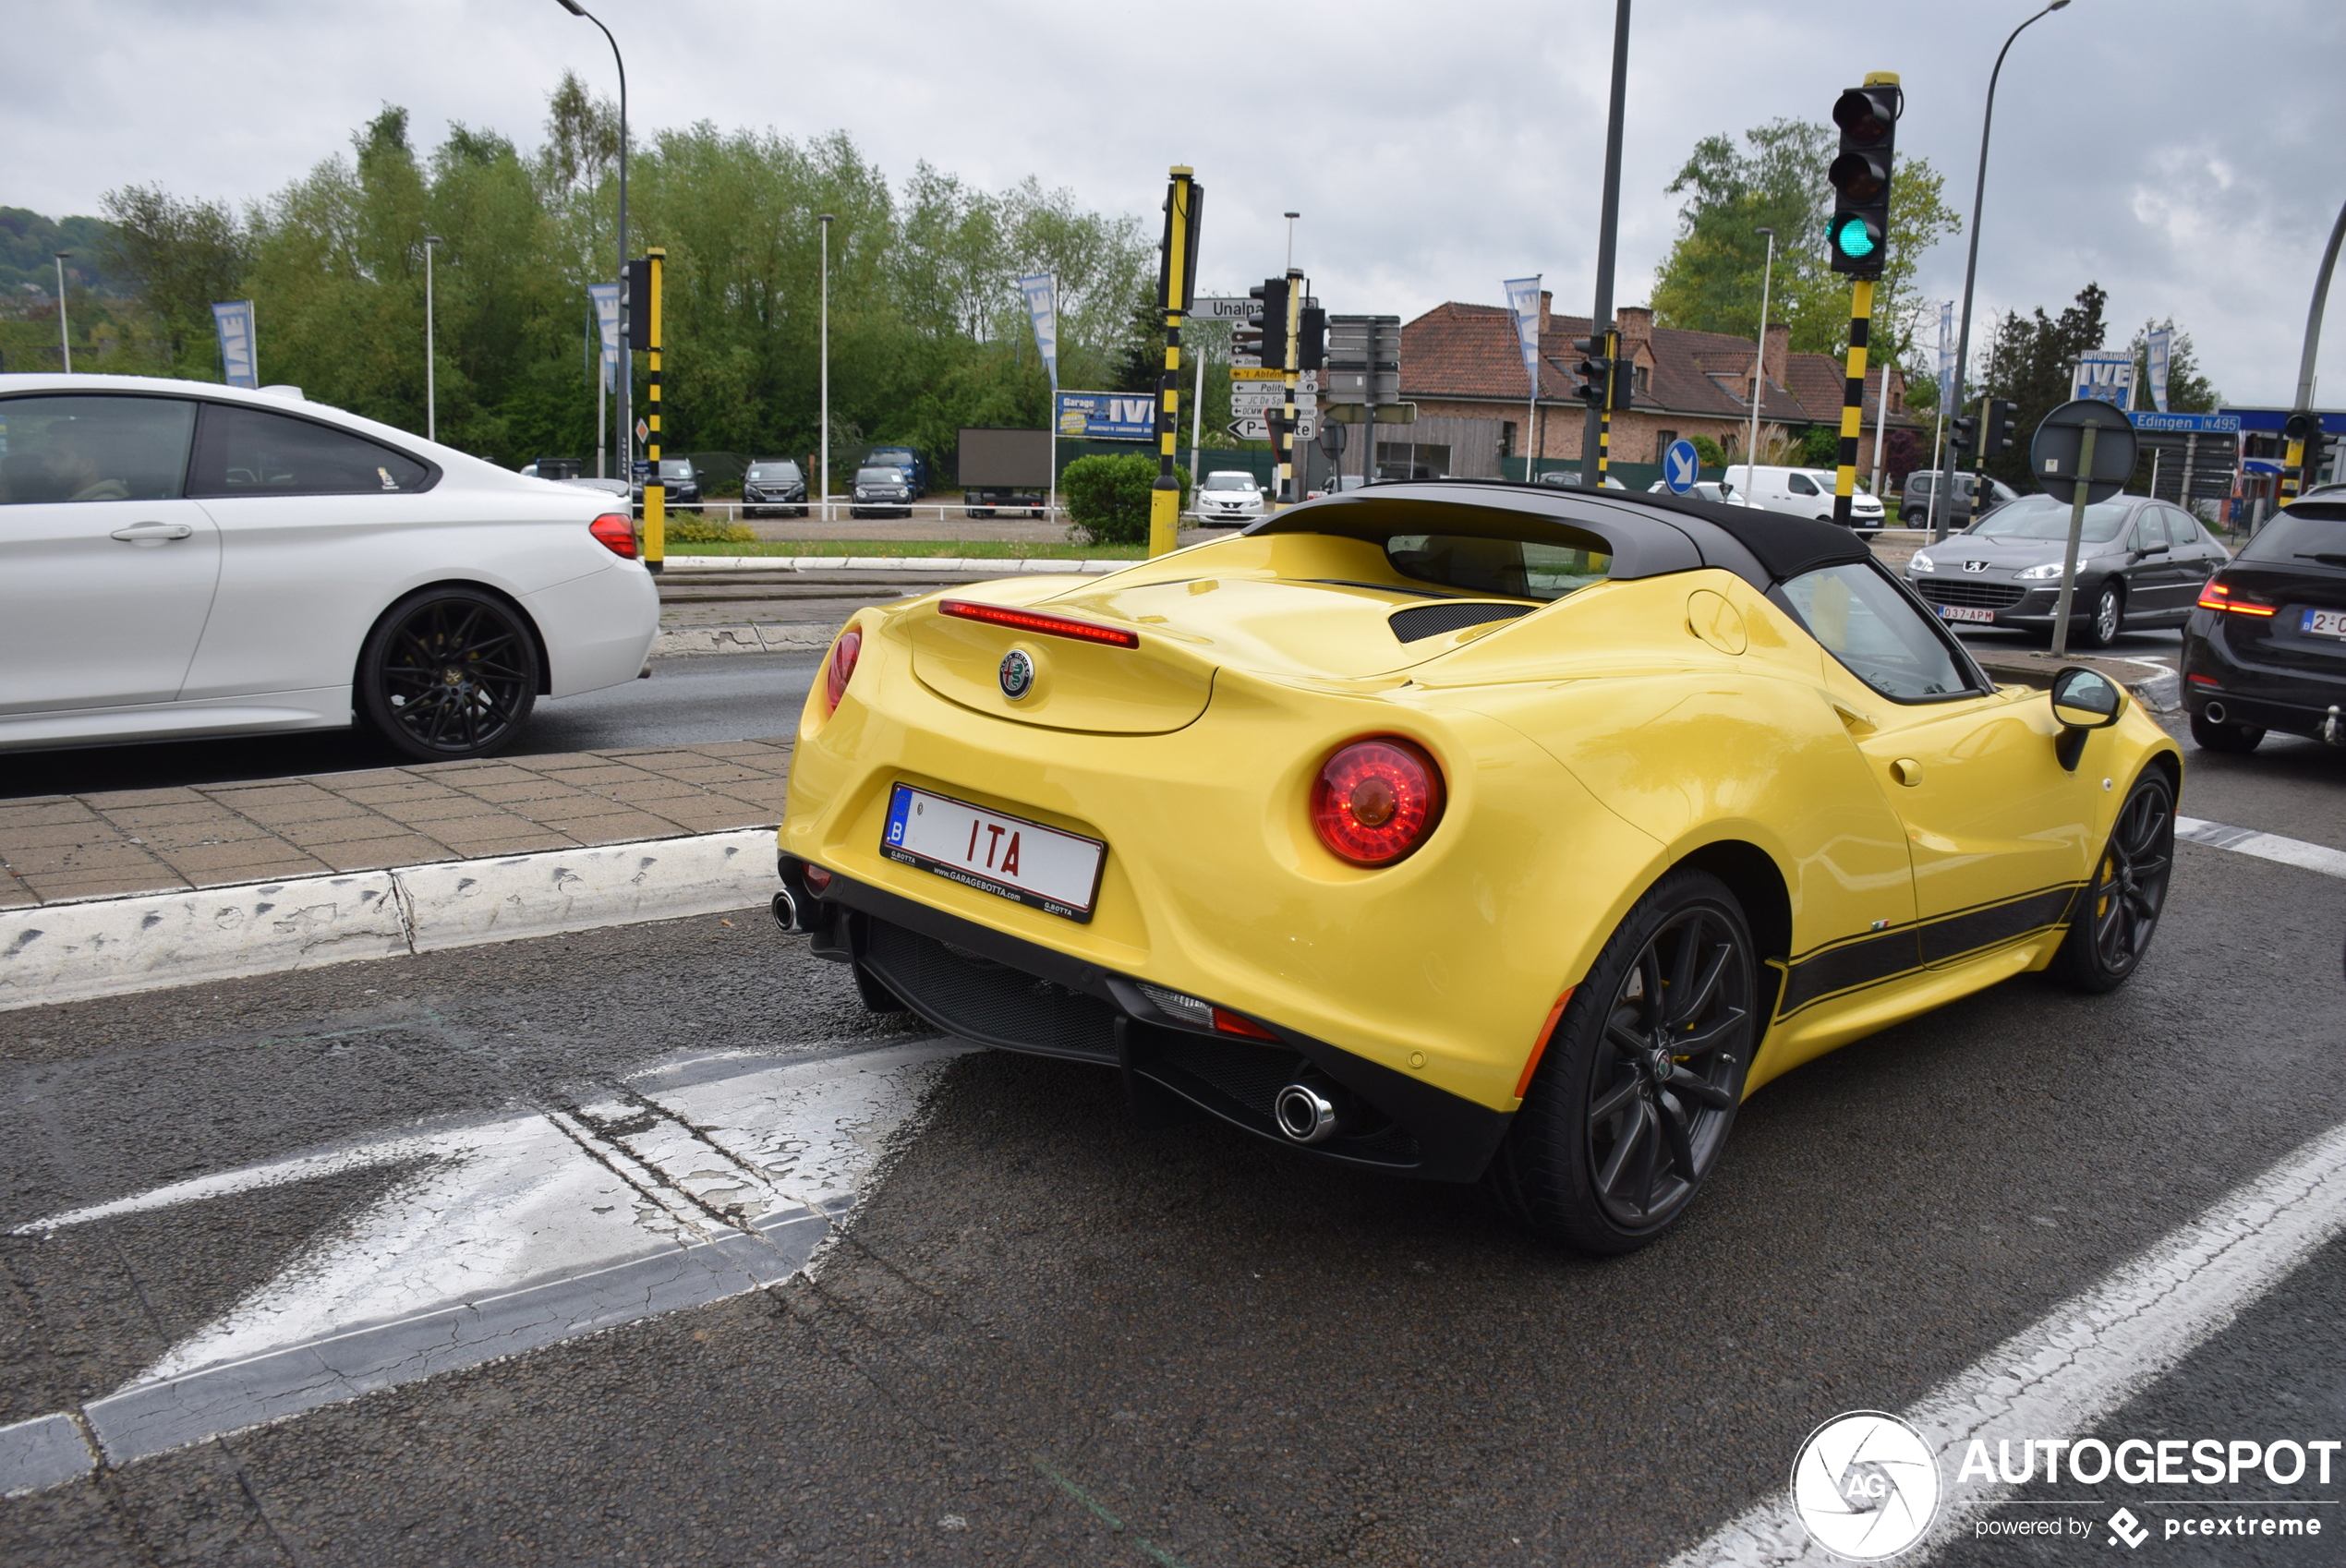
589,513,637,559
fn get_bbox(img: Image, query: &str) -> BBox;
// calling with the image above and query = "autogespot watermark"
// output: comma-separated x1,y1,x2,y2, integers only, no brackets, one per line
1793,1416,2340,1559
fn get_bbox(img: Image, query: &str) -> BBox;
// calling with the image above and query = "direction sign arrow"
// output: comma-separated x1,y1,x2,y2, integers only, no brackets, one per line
1228,417,1267,441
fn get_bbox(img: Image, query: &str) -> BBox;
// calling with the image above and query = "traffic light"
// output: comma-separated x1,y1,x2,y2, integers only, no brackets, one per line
2284,410,2321,447
1949,413,1977,453
621,257,650,339
1826,78,1900,277
1297,306,1326,372
1984,397,2019,455
1571,334,1611,405
1251,278,1290,368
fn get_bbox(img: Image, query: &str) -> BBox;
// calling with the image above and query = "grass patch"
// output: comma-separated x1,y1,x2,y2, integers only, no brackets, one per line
664,539,1151,560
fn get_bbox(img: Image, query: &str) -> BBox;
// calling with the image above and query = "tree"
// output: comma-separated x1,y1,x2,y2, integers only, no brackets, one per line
97,187,248,374
1651,116,1959,380
1976,283,2108,490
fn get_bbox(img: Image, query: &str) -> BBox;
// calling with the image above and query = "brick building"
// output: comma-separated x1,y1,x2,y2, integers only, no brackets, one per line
1390,293,1919,478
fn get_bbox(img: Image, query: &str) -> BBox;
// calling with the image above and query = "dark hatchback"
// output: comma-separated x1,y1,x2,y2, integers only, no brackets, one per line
2182,501,2346,752
741,458,807,518
1904,493,2229,647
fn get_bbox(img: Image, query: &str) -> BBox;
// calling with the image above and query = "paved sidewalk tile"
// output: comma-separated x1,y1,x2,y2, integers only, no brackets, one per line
0,740,795,908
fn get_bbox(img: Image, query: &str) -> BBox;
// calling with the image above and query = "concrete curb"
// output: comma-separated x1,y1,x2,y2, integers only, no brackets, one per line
653,624,836,658
0,828,777,1013
660,555,1131,574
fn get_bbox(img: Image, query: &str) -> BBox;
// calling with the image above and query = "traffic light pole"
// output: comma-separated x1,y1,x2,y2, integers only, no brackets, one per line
1832,278,1874,529
2283,195,2346,507
1149,168,1200,559
1276,267,1303,506
1581,0,1631,485
643,247,665,573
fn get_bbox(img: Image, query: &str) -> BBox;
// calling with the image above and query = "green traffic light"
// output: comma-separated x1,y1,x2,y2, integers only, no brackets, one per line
1833,218,1877,259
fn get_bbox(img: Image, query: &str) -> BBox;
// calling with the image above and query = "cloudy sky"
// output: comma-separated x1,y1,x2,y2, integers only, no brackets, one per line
12,0,2342,404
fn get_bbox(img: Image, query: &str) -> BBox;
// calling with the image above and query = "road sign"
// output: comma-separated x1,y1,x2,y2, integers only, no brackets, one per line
1227,412,1314,442
635,418,649,444
1188,296,1255,321
2032,398,2139,506
1662,439,1699,494
2128,411,2242,434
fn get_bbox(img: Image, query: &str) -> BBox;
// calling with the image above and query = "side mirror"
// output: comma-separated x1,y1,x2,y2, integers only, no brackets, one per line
2050,666,2125,771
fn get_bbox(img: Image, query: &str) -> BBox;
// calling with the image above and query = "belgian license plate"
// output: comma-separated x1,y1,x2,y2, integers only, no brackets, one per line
1938,604,1997,624
881,784,1106,922
2304,608,2346,640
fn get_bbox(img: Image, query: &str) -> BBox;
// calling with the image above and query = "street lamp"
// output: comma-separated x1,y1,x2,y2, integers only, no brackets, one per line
1284,211,1300,273
1744,227,1775,496
1930,0,2072,543
819,213,834,524
555,0,629,477
423,235,441,441
54,251,71,373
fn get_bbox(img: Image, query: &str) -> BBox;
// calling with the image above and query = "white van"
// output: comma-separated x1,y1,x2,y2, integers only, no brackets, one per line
1723,464,1886,535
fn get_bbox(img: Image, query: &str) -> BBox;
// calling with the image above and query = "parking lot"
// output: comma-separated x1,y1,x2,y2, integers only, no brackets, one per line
2,699,2340,1564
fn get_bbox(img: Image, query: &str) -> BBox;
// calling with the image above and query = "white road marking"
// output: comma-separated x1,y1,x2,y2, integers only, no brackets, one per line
2176,815,2346,881
2,1038,969,1485
1665,1118,2346,1565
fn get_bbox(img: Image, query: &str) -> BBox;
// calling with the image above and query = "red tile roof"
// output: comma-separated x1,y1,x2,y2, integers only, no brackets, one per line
1400,301,1913,428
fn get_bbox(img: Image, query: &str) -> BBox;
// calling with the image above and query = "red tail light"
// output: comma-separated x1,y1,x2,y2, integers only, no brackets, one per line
1311,737,1445,867
825,627,862,711
939,598,1139,648
1211,1007,1277,1040
589,513,637,559
2197,578,2276,616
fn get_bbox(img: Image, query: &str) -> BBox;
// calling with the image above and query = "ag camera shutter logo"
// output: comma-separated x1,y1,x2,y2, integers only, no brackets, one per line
1791,1411,1941,1560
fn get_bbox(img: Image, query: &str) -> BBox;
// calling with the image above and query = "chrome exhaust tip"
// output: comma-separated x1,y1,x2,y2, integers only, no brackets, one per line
1275,1080,1340,1144
2203,700,2227,724
770,888,800,933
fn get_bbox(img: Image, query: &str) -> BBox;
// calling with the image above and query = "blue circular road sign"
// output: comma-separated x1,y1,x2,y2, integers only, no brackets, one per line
1663,439,1700,494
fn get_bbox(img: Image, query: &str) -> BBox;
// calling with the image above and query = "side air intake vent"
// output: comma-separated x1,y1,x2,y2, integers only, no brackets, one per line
1387,601,1534,644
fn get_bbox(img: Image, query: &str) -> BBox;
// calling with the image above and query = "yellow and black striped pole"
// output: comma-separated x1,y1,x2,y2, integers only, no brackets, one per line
1595,328,1620,482
1832,277,1875,529
1149,168,1200,559
1276,267,1304,506
643,247,666,573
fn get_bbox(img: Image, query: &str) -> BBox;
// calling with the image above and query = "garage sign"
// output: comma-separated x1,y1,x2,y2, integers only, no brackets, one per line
1055,391,1157,441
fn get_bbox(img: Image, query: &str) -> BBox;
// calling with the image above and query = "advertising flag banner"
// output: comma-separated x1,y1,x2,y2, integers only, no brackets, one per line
1502,276,1543,394
588,283,622,393
212,301,258,389
1937,300,1955,407
1019,273,1059,389
2146,328,2172,415
2072,350,2135,410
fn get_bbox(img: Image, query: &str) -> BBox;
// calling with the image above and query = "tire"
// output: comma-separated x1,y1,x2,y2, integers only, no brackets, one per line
2189,709,2265,754
2050,767,2174,993
1491,867,1759,1254
357,585,540,762
2075,581,2123,648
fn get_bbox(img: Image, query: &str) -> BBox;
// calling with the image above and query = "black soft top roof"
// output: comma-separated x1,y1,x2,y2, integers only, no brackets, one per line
1251,479,1871,589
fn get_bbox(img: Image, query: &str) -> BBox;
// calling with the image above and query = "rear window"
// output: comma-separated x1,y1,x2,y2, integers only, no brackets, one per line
1385,531,1613,602
2242,506,2346,563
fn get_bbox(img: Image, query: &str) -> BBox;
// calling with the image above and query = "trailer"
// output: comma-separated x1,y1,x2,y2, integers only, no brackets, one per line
958,428,1051,518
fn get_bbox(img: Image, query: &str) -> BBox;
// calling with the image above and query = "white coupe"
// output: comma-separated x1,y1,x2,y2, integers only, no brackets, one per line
0,376,659,761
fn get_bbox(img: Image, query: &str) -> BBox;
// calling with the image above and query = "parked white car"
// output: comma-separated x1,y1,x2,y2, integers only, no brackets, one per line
0,375,659,761
1646,478,1748,505
1722,464,1887,534
1195,470,1267,525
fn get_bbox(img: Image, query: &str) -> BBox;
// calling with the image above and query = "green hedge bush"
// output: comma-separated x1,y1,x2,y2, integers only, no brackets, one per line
1062,453,1190,547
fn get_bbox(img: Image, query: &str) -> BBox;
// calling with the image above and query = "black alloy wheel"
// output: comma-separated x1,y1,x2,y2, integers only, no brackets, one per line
2075,580,2123,648
2188,709,2265,754
357,586,540,762
2051,768,2175,993
1493,868,1758,1254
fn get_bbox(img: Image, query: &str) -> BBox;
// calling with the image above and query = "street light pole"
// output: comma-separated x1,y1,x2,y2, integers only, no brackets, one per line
423,235,441,441
1744,227,1775,498
2285,194,2346,501
1930,0,2071,544
54,252,71,373
819,213,834,524
1284,211,1299,274
556,0,629,478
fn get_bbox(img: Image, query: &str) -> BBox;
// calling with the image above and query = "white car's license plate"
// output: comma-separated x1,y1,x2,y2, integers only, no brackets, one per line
2304,608,2346,640
881,784,1106,922
1938,604,1997,624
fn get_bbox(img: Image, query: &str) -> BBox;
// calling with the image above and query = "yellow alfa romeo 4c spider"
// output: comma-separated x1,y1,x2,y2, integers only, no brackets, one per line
773,483,2180,1253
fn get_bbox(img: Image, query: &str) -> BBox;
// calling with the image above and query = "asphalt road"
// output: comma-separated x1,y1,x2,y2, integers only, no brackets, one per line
2,723,2340,1564
2,652,822,801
